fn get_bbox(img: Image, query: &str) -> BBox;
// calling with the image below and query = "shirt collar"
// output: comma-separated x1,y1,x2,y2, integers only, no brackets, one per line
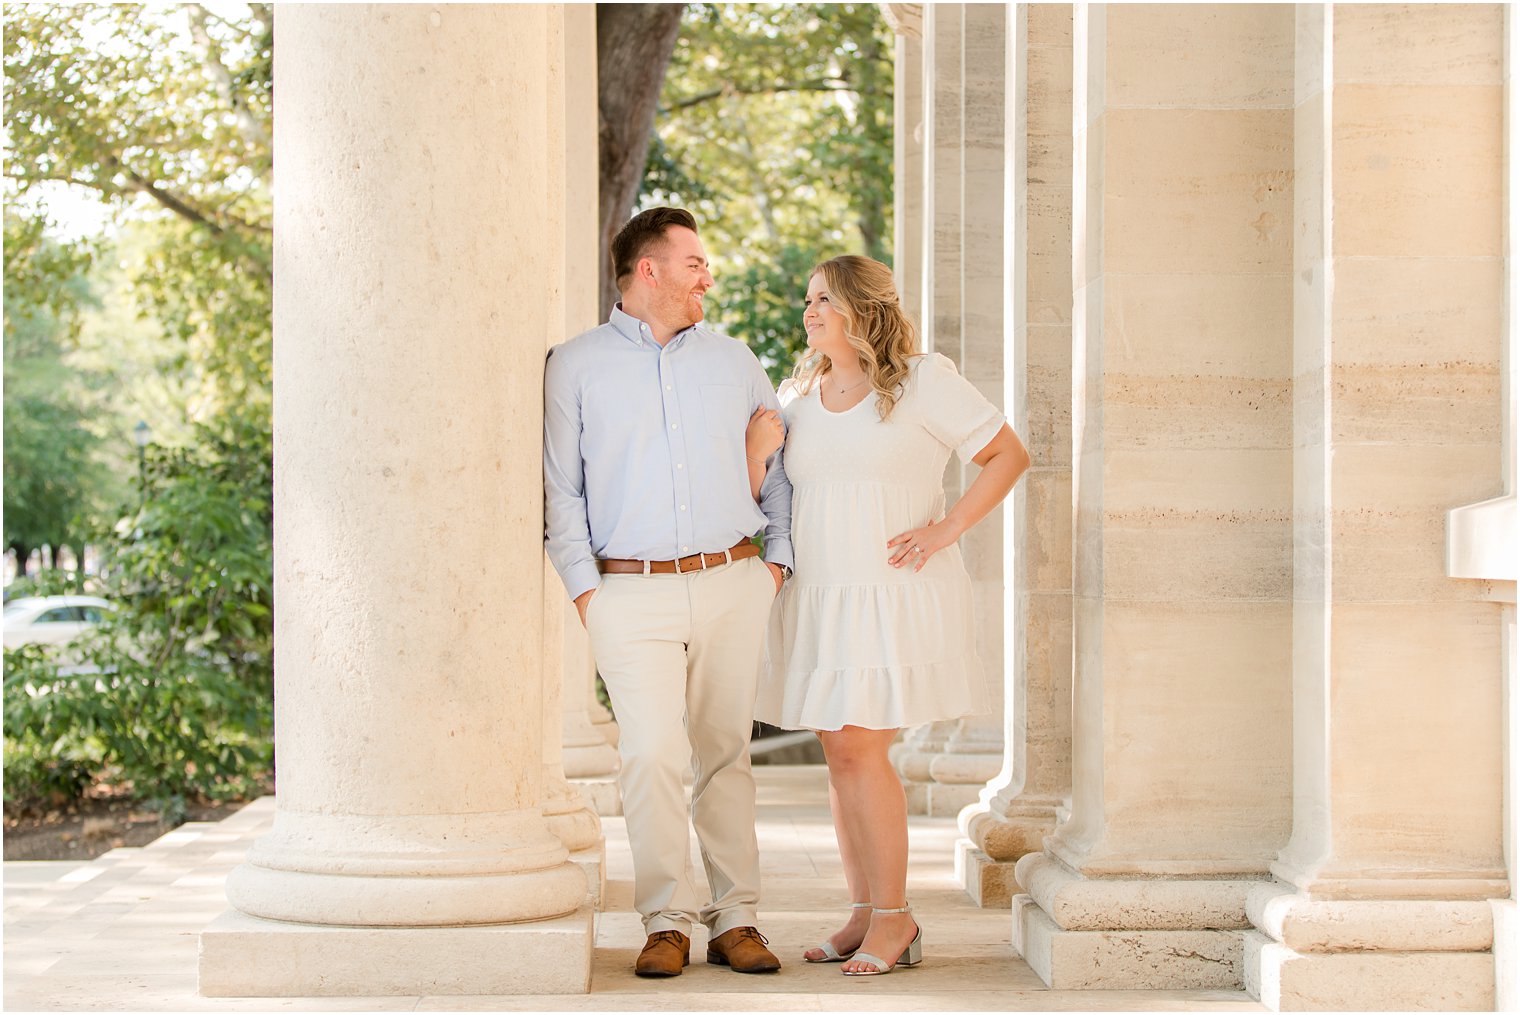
609,304,698,349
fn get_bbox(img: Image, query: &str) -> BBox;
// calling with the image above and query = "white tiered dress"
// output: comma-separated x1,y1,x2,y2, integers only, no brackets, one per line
755,353,1006,732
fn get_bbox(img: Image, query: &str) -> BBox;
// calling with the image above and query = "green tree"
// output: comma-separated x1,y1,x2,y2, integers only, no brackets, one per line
640,3,895,380
4,2,273,415
3,4,276,810
5,413,275,810
2,214,111,573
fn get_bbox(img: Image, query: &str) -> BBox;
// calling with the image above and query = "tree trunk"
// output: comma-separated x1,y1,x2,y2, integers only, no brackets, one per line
597,3,685,319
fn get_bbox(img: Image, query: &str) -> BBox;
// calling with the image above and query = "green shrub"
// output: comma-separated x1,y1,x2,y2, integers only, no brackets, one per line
3,412,274,813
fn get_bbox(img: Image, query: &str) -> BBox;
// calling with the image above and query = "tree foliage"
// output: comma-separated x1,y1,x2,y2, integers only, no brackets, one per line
2,213,111,569
4,3,273,414
3,4,275,810
4,414,275,811
640,3,894,380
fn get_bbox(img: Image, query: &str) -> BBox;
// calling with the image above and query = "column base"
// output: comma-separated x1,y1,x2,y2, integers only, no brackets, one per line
956,802,1060,905
1014,895,1242,989
926,781,984,817
198,906,594,996
571,775,622,815
569,840,605,908
954,839,1019,907
1245,931,1494,1011
1495,898,1518,1012
1245,885,1498,1010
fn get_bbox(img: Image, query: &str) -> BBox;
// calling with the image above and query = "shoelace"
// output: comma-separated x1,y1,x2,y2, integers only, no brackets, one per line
648,930,686,946
733,927,769,946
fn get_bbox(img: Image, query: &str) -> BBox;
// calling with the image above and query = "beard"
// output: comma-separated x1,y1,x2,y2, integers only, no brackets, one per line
660,286,705,329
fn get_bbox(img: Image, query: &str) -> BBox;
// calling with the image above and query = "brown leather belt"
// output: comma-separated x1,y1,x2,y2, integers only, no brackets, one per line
597,539,760,575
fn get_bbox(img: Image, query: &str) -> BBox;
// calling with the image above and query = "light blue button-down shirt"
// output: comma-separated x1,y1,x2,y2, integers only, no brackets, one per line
544,306,793,601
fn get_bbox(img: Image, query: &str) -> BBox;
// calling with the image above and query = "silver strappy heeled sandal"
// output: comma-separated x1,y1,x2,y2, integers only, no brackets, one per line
841,906,922,976
804,901,871,963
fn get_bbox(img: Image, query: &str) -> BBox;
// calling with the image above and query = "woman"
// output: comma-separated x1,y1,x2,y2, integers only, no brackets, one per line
748,255,1029,976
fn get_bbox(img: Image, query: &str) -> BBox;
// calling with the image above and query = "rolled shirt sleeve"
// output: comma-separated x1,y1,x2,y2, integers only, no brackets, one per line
917,353,1006,464
749,357,794,570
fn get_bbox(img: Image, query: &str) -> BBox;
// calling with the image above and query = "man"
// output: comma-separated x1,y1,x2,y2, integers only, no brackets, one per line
543,207,793,977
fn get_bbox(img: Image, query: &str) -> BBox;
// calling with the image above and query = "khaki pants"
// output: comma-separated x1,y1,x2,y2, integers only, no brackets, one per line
585,554,776,937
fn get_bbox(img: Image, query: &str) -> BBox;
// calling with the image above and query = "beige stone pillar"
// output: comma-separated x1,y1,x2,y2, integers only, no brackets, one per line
200,5,592,997
889,4,923,320
1013,3,1295,989
956,1,1074,908
540,2,606,904
554,1,621,817
1244,6,1509,1010
930,0,1010,816
890,2,1009,818
891,1,965,814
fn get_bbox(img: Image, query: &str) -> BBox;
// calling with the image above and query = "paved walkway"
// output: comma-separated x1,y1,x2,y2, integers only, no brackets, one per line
4,766,1261,1012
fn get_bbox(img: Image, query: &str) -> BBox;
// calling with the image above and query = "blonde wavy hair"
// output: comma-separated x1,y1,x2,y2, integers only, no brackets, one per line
792,255,919,421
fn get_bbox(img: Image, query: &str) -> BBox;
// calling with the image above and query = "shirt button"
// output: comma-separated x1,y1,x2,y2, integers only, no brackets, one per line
671,423,678,430
676,463,684,469
666,385,672,391
680,505,687,511
682,546,690,552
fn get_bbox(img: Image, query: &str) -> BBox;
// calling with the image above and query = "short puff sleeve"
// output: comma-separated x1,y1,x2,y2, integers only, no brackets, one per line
913,353,1005,464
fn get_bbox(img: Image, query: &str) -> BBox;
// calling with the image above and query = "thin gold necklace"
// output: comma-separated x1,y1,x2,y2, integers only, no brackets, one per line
832,376,869,395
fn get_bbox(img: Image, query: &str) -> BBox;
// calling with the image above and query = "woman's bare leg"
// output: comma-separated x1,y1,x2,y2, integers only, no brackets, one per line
817,726,919,972
802,761,872,960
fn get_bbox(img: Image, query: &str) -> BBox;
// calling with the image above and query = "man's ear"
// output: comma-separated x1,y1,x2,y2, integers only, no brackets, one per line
638,256,659,287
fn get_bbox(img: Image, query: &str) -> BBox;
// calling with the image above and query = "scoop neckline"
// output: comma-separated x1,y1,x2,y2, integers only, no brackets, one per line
816,384,874,416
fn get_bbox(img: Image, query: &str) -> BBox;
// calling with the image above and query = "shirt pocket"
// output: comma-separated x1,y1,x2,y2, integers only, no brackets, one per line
700,383,747,439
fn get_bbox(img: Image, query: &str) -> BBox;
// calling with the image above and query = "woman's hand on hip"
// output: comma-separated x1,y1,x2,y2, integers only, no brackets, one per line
887,520,959,572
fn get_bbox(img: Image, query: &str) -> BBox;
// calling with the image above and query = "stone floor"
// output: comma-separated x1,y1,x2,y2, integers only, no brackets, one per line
4,766,1262,1012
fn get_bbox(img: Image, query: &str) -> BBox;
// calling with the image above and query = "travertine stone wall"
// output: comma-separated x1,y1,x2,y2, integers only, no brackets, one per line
201,5,592,997
956,1,1074,909
1014,2,1296,990
1245,6,1508,1010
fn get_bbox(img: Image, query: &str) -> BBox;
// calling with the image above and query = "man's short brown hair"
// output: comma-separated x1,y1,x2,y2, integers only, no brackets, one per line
611,207,699,292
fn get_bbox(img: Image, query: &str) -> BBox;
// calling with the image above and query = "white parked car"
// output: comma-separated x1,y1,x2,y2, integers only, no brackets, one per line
2,596,114,650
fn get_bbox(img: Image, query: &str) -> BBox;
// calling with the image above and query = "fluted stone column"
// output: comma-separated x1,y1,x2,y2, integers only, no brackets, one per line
1244,6,1509,1010
889,4,924,320
956,2,1074,908
1013,4,1295,989
199,5,591,997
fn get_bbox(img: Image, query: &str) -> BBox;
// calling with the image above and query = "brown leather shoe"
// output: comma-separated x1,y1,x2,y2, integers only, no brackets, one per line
635,930,690,977
707,926,782,973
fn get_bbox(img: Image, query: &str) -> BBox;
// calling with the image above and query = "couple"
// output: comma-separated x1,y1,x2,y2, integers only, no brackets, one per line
543,207,1029,979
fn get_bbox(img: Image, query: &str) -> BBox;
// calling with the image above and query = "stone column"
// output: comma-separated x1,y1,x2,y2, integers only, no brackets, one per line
890,2,1009,818
540,2,606,904
1013,3,1295,989
956,1,1074,908
550,0,621,820
200,5,591,997
891,1,965,814
891,7,924,323
1245,6,1509,1010
929,0,1010,816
